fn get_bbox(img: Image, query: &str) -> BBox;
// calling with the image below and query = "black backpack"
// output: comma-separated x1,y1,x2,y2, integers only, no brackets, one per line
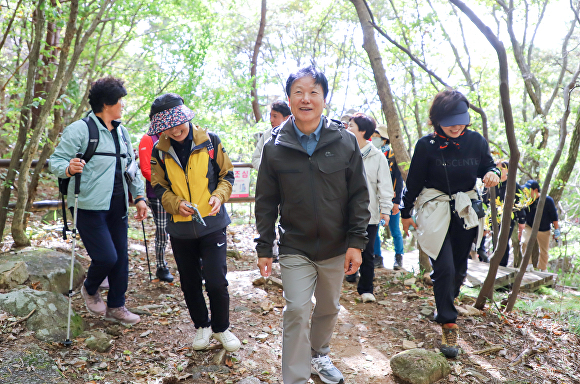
58,116,100,239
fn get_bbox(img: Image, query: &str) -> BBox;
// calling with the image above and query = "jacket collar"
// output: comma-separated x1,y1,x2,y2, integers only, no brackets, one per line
89,111,121,132
156,123,210,153
274,116,343,154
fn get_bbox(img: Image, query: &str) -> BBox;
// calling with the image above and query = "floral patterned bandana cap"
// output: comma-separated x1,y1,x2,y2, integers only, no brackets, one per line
147,103,195,136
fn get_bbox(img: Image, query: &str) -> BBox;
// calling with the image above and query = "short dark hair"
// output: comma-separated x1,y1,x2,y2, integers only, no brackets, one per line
428,90,471,133
524,180,541,191
88,76,127,113
271,100,291,117
149,93,184,119
350,113,376,140
285,65,329,99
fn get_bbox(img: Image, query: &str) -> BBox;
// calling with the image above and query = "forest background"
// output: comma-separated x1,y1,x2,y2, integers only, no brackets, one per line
0,0,580,272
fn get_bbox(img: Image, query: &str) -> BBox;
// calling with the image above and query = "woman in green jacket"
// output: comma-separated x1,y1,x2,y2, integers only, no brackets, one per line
49,76,147,325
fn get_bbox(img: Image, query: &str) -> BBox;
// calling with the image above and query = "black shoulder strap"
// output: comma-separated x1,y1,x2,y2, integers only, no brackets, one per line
60,117,99,240
81,116,99,163
207,131,220,171
119,126,130,149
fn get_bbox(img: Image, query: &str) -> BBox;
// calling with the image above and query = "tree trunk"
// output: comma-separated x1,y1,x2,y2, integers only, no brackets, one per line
531,240,539,269
250,0,266,123
349,0,410,180
549,108,580,204
24,108,64,223
11,0,80,247
512,224,521,268
0,1,46,241
11,0,111,245
419,246,432,274
505,62,580,312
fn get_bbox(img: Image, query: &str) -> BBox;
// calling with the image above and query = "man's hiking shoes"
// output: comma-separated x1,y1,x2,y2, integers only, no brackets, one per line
311,354,344,384
441,323,460,358
373,256,384,268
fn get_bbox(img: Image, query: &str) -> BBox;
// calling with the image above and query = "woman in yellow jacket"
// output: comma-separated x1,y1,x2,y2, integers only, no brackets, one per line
148,93,240,352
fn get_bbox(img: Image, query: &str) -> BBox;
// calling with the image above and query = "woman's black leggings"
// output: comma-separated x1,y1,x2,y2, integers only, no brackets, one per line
430,213,477,324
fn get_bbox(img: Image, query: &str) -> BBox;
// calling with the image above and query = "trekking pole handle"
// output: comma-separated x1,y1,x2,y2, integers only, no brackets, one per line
74,152,83,195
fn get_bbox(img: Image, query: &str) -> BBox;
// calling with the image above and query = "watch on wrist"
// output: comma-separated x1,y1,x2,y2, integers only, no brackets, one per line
134,197,146,205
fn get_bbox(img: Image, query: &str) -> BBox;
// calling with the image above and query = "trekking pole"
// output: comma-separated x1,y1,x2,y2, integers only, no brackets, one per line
142,220,152,282
64,152,83,347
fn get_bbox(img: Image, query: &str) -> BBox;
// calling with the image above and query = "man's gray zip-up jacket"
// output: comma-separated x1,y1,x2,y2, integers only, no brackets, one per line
255,116,370,261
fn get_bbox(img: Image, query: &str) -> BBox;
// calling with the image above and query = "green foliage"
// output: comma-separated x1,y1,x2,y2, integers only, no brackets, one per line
514,289,580,335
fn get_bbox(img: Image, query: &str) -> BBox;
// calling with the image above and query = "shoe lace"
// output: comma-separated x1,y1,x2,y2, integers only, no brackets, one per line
314,355,334,371
219,330,235,342
86,289,102,305
111,306,131,317
443,327,458,346
195,330,205,341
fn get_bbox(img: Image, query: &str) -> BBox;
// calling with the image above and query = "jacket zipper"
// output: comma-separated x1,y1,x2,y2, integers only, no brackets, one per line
308,156,320,258
183,148,198,239
164,145,198,238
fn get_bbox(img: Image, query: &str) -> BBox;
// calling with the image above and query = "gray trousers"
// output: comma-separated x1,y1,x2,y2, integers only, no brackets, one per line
279,253,345,384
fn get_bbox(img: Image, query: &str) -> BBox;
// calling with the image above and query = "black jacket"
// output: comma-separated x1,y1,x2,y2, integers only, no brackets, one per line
401,129,497,219
526,196,558,231
255,117,370,261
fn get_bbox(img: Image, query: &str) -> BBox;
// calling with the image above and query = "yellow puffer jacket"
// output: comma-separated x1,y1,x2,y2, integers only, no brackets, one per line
150,124,234,239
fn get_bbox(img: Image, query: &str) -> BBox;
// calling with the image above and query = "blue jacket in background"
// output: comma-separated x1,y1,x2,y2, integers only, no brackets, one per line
49,112,144,211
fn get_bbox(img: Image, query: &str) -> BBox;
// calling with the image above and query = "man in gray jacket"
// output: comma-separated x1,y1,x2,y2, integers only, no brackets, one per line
255,66,370,384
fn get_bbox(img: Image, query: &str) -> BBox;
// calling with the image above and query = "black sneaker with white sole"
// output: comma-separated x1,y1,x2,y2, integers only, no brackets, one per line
156,266,174,283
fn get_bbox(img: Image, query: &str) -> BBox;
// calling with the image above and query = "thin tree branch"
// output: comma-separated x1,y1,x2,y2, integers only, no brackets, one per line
0,0,23,52
362,0,450,88
526,0,549,66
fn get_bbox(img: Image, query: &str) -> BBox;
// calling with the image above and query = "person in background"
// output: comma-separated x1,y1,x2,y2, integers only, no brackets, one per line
340,112,353,128
255,66,370,384
482,160,526,267
49,76,147,325
346,113,393,303
149,93,240,352
252,100,292,262
371,124,405,270
139,132,174,282
520,180,560,272
401,90,500,358
251,100,292,171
